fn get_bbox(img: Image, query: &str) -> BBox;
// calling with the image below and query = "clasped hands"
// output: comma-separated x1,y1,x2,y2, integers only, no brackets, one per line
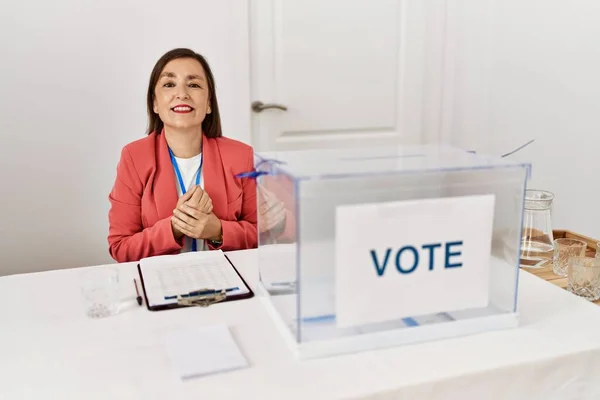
258,186,286,234
171,186,222,242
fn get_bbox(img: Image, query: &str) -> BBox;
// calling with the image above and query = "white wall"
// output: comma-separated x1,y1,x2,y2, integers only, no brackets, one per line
4,0,598,275
0,0,250,275
443,0,600,240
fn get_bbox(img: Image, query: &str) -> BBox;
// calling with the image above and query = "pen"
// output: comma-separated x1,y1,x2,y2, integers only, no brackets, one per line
133,279,142,306
164,287,239,300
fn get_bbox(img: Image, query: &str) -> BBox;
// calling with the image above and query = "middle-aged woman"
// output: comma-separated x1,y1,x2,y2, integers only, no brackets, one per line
107,48,257,263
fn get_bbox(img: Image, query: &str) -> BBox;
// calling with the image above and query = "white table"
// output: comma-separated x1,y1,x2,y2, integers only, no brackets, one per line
2,249,600,400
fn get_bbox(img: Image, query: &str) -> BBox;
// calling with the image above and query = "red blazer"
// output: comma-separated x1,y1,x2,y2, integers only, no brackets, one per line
107,132,257,263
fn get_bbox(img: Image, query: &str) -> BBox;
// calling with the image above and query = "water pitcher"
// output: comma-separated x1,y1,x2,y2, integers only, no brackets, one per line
520,189,554,266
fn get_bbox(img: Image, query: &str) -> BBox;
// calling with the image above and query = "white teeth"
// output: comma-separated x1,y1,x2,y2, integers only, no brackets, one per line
173,106,192,112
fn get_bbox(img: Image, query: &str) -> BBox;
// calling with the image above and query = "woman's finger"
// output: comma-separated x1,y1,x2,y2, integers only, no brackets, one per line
197,191,212,212
187,186,204,206
262,200,284,216
173,209,196,228
171,216,198,239
177,186,196,206
171,216,189,232
272,205,286,221
179,204,202,220
263,206,286,231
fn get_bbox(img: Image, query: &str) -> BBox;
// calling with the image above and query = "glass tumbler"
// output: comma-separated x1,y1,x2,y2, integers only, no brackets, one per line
553,238,587,276
568,256,600,301
520,189,555,266
81,267,120,318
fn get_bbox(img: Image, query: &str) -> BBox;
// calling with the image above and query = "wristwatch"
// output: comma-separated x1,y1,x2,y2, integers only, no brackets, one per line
209,238,223,247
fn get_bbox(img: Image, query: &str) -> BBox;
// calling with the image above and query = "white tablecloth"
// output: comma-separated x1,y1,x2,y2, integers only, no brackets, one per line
1,249,600,399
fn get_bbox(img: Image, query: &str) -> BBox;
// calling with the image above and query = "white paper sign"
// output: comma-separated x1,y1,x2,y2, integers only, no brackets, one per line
335,194,495,328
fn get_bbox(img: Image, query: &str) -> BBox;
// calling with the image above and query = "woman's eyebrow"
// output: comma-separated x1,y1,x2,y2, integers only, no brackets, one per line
187,74,205,81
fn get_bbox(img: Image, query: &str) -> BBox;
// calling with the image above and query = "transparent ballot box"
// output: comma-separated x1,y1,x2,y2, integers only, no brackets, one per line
254,144,531,359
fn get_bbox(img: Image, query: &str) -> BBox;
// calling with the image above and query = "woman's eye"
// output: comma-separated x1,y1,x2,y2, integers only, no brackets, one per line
189,83,201,88
163,82,175,88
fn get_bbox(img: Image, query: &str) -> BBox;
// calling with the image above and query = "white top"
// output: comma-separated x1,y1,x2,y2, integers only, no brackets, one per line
172,153,206,252
1,249,600,399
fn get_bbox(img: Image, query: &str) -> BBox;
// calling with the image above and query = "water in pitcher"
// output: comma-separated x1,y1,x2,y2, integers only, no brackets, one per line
520,190,555,267
520,237,554,262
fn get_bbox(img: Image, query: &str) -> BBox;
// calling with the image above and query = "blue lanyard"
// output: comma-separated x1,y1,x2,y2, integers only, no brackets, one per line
168,147,203,251
168,148,202,194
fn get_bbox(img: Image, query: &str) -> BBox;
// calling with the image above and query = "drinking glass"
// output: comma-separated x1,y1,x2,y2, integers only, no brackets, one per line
568,257,600,301
553,238,586,277
81,267,120,318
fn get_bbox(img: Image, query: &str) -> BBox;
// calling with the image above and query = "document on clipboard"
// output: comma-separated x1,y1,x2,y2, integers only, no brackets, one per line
137,250,253,311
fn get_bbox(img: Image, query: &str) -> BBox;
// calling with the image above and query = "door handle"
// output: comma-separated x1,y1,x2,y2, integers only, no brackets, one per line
251,101,288,113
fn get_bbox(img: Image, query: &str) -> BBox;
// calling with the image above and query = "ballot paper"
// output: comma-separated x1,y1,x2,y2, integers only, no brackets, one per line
139,250,250,308
164,325,249,380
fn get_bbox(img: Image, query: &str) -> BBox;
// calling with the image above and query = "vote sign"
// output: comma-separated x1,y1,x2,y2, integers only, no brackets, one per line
335,194,495,328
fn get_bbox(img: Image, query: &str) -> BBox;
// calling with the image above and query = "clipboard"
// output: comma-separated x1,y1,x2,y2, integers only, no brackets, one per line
137,252,254,312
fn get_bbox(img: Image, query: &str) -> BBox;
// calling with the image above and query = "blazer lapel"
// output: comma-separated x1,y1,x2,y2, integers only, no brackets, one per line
202,134,228,219
154,132,179,219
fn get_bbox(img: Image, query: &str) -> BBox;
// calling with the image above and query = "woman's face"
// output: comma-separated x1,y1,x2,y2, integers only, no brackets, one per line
153,57,211,132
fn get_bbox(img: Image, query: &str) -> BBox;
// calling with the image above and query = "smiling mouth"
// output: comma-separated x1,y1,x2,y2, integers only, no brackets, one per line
171,106,194,114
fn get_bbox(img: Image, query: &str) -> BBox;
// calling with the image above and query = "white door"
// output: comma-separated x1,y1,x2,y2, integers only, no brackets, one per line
249,0,447,151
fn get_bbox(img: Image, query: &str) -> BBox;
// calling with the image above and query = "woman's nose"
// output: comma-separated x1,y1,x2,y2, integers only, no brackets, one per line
175,87,190,99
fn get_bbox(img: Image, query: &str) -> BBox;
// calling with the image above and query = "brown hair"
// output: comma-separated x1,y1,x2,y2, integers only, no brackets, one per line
146,48,222,138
